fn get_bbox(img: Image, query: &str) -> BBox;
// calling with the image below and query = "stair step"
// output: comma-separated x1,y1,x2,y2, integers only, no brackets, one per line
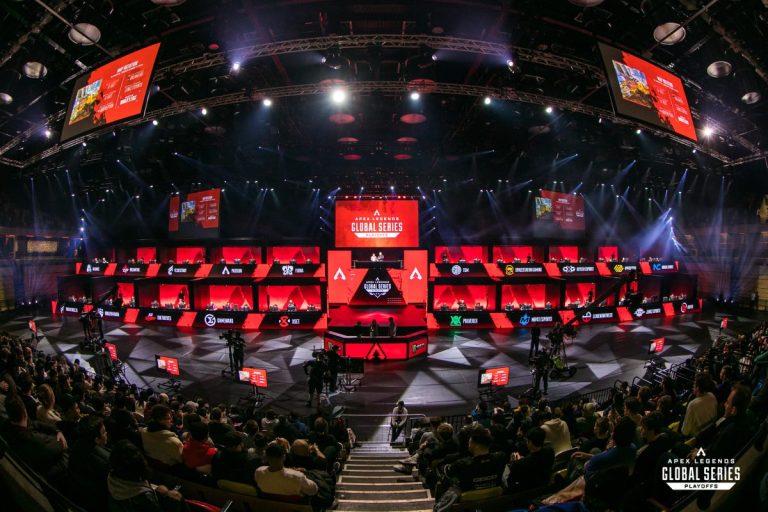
337,482,426,490
336,499,434,511
345,463,403,469
340,475,415,484
343,469,401,475
338,490,430,500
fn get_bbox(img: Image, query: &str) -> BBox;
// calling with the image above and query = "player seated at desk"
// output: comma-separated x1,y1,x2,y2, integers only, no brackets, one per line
457,299,467,311
504,302,515,311
370,253,378,262
474,302,484,311
545,301,552,309
439,303,449,311
206,303,216,311
441,251,449,263
241,302,251,311
286,299,297,312
269,304,279,312
178,299,187,310
222,302,233,311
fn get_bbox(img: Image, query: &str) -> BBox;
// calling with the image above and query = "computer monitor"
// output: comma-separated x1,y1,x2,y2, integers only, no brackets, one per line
478,367,509,387
104,342,118,361
155,355,180,376
237,367,268,388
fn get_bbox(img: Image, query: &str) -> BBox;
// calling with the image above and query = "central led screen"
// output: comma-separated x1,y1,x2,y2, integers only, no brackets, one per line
335,200,419,248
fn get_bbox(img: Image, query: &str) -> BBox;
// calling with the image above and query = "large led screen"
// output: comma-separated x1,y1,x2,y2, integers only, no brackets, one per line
335,200,419,248
168,189,221,239
61,43,161,142
598,42,696,141
533,190,585,238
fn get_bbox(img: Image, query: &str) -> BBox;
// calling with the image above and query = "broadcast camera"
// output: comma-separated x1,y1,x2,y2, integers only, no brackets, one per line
220,329,245,346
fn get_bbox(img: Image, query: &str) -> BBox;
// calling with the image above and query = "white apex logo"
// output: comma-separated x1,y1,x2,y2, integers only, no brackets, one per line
409,267,422,280
333,268,346,280
373,210,380,216
222,266,230,275
696,447,706,457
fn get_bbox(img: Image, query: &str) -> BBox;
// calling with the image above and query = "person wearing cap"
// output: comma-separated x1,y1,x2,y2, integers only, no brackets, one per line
390,400,408,444
211,430,258,485
255,441,319,497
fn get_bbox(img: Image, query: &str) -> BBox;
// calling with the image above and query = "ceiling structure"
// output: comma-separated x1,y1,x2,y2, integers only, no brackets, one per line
0,0,766,235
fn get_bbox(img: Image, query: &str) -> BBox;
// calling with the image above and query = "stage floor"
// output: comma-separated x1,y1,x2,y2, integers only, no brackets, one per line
2,312,741,423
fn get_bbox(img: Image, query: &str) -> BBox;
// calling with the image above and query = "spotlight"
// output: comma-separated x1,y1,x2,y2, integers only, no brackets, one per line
201,107,207,115
82,141,87,147
69,22,101,46
410,91,420,101
231,62,241,72
79,227,84,232
262,98,272,107
331,88,347,104
23,61,47,79
703,126,714,137
545,106,553,114
152,119,158,126
44,129,51,138
483,96,492,105
506,59,515,71
635,128,642,134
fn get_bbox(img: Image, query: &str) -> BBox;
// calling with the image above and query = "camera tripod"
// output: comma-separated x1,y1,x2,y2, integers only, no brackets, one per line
337,357,361,393
221,333,244,380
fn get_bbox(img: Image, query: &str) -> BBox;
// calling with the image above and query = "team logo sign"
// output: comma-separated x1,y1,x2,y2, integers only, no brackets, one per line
562,265,576,273
519,313,530,326
449,315,462,327
278,315,289,327
204,314,216,326
363,278,392,298
581,311,592,323
221,266,230,275
504,265,515,276
681,302,688,313
167,265,175,276
86,264,92,272
450,264,462,276
613,264,624,273
634,308,645,317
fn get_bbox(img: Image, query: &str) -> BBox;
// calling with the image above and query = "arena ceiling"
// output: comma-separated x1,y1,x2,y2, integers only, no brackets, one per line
0,0,767,199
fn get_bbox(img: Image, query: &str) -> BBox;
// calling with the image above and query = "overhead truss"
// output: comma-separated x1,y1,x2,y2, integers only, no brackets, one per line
5,81,729,168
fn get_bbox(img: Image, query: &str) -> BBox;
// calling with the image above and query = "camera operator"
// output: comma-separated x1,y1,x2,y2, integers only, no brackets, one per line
531,348,552,397
324,345,341,393
79,312,94,339
547,323,564,353
303,351,327,407
221,330,245,372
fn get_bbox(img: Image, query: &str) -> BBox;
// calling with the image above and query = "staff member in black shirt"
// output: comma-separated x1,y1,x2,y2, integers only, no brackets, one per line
529,326,541,359
442,428,506,495
504,426,554,493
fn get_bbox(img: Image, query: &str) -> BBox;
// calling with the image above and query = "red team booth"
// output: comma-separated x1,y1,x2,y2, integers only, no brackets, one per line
55,199,698,360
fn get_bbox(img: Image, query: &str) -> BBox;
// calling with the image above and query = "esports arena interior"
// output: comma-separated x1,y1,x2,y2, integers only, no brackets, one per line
1,1,768,512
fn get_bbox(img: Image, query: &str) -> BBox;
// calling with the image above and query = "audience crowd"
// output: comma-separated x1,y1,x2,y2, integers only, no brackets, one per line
0,319,767,512
0,331,349,512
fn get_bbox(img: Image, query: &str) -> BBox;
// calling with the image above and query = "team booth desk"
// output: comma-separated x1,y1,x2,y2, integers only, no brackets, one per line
323,327,428,360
